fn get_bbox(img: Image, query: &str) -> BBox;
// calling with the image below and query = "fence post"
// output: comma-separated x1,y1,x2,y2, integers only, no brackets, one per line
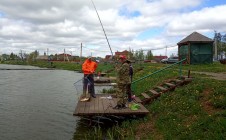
179,61,182,78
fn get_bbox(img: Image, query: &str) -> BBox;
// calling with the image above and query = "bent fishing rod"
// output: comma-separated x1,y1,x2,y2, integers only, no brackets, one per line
90,0,114,57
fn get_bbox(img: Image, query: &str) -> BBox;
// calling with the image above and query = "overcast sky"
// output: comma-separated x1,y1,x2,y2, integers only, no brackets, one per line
0,0,226,57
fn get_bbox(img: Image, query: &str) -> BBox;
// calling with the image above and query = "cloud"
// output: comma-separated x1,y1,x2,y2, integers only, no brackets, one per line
166,5,226,36
0,0,225,57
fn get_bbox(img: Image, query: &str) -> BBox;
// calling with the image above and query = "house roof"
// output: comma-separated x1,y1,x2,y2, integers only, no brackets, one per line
177,32,213,45
154,56,167,59
58,53,72,56
115,50,129,55
105,55,112,59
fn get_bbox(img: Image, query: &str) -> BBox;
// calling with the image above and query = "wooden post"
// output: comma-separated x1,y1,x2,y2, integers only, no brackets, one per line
188,70,190,78
80,43,82,63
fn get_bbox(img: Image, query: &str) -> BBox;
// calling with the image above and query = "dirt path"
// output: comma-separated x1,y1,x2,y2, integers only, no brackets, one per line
192,71,226,80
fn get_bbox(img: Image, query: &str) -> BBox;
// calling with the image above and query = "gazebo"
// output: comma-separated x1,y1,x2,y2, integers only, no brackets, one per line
177,32,214,64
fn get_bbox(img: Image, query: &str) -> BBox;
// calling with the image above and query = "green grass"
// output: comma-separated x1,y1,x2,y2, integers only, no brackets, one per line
79,62,226,140
179,62,226,73
89,77,225,140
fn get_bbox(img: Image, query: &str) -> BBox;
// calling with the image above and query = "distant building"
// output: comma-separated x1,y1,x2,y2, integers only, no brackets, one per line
105,55,112,60
115,50,129,58
36,53,48,60
104,50,130,61
57,53,73,61
177,31,214,64
154,55,168,62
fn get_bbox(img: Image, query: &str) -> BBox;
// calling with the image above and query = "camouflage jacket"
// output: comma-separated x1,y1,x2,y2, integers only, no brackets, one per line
116,62,131,85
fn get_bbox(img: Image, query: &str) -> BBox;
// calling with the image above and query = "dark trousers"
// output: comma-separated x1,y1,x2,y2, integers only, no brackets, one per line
127,84,132,101
83,74,95,96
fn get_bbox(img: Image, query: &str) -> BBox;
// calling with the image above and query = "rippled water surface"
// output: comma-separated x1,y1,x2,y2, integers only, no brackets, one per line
0,64,91,140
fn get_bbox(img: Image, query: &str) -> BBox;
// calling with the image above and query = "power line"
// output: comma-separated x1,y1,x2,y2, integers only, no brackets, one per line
82,46,111,52
142,44,177,51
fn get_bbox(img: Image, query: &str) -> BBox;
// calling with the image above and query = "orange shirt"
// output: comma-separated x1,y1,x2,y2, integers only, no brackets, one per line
82,59,98,74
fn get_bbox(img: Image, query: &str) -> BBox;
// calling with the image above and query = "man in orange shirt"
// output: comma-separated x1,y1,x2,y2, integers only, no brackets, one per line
82,56,98,98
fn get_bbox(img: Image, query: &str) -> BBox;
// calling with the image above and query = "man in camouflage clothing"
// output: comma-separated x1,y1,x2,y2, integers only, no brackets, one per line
114,55,131,109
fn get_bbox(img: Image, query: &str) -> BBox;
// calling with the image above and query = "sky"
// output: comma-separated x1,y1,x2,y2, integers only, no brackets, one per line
0,0,226,58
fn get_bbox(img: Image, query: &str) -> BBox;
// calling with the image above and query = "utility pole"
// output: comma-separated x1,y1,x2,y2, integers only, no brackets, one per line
214,31,218,60
80,43,82,62
20,50,23,61
165,46,168,57
47,48,49,62
64,48,65,61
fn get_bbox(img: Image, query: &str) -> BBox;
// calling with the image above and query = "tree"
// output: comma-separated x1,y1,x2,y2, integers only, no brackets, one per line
2,54,10,61
128,48,134,60
10,52,16,60
28,50,39,62
146,50,153,60
221,34,226,54
214,32,226,59
135,49,145,60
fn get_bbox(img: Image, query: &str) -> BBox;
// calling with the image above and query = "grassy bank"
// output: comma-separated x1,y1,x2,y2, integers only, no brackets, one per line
75,62,226,140
1,60,116,74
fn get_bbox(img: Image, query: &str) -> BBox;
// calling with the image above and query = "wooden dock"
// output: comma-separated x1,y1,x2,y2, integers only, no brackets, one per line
73,94,149,116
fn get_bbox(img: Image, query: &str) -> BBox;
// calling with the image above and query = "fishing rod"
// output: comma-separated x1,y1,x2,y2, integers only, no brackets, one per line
90,0,114,57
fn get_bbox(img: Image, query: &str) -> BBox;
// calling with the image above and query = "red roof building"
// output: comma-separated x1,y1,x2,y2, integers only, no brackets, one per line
115,50,129,58
154,55,168,61
105,55,112,60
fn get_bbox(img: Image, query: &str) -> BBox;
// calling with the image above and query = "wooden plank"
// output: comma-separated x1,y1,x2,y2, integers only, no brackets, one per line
164,82,176,87
108,97,117,114
73,96,81,115
93,94,100,114
101,95,111,114
88,96,96,114
174,79,182,83
82,94,91,115
141,93,150,99
83,99,90,114
185,78,192,82
134,97,142,103
73,94,149,116
129,102,149,114
77,100,86,115
112,97,123,114
149,89,160,95
156,86,168,91
109,98,117,114
77,95,88,115
98,95,105,114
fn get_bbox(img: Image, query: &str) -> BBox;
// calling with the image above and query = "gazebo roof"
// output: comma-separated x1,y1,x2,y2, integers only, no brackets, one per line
177,31,213,45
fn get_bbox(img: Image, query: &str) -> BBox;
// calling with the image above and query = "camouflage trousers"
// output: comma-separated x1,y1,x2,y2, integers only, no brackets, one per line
116,84,129,106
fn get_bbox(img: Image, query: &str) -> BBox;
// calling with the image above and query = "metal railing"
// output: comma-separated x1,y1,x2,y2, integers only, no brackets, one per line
131,58,186,94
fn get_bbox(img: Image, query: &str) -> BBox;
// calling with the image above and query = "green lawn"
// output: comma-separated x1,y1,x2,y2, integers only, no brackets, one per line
78,62,226,140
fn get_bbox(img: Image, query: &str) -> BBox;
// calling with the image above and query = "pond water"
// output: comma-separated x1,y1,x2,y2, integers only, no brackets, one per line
0,64,108,140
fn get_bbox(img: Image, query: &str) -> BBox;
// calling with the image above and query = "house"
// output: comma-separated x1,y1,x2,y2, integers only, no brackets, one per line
154,55,168,62
115,50,129,58
177,32,214,64
57,53,73,61
105,55,112,60
36,53,48,60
